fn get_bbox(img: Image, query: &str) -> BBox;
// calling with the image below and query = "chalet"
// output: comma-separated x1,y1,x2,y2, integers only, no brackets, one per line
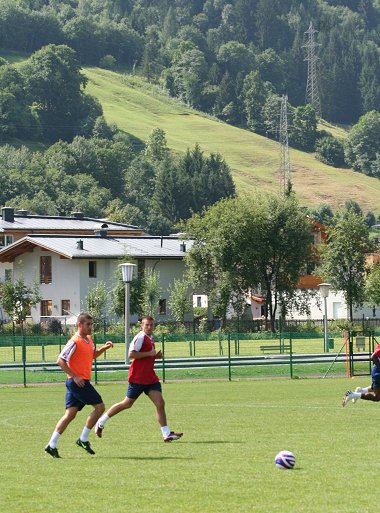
0,206,144,283
0,229,192,325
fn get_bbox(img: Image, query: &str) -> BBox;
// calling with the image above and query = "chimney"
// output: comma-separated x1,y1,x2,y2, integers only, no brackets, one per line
76,240,84,250
94,229,107,238
16,209,28,217
2,207,14,223
71,212,84,219
180,242,186,252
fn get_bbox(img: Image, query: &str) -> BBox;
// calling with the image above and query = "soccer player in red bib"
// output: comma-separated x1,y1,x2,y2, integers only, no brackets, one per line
44,312,113,458
96,315,183,443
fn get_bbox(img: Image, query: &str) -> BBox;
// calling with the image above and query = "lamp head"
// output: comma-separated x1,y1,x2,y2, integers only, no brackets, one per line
318,282,331,298
119,262,136,283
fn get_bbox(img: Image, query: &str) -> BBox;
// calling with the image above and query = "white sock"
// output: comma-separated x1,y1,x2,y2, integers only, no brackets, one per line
161,426,170,437
48,431,60,449
98,414,110,427
362,387,370,393
80,426,91,442
351,391,361,399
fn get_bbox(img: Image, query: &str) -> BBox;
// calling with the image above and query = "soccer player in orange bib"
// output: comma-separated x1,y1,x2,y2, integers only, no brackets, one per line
44,312,113,458
96,315,183,443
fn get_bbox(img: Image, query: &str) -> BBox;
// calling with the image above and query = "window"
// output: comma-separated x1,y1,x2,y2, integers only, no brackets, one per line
306,261,317,274
89,261,97,278
4,269,12,282
159,299,166,315
41,300,52,317
40,256,52,284
197,296,202,307
0,235,13,247
61,300,70,316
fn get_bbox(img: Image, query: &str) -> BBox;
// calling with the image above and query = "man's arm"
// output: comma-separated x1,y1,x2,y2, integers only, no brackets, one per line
94,341,113,359
129,348,159,359
56,356,85,388
372,351,380,370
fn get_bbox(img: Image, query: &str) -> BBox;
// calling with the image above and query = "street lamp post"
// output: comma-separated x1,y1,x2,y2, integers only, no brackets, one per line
319,283,331,353
119,263,136,364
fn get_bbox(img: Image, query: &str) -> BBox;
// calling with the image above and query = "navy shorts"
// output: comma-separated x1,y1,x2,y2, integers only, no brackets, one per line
127,381,162,399
65,379,103,410
372,369,380,389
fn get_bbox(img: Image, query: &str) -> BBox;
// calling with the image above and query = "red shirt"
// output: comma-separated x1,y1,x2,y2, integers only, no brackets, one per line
372,343,380,367
128,331,159,385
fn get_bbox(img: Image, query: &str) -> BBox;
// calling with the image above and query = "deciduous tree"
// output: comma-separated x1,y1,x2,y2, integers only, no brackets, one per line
318,208,371,321
185,193,313,329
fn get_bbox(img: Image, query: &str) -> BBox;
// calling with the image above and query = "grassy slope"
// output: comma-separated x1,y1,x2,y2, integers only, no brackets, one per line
85,67,380,213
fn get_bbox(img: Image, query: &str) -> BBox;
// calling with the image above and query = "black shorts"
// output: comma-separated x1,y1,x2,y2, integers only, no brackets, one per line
127,381,162,399
65,379,103,410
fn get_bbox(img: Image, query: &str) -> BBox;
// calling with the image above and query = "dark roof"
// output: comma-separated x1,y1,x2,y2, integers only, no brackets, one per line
0,209,142,234
0,235,192,262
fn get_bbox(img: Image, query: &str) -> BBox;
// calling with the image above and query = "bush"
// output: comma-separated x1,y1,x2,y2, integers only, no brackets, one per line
193,307,208,318
315,135,346,167
99,54,116,69
47,318,62,335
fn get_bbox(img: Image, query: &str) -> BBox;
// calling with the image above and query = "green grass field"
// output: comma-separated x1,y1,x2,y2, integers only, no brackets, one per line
0,377,376,513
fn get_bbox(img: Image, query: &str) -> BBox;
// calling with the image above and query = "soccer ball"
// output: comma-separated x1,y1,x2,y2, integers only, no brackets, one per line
275,450,296,469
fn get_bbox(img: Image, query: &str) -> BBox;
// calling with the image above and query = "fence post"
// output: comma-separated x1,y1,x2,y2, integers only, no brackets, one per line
237,317,240,354
94,355,98,385
22,333,26,387
193,319,196,356
227,333,231,381
41,341,45,362
162,334,166,383
289,333,293,379
348,335,353,377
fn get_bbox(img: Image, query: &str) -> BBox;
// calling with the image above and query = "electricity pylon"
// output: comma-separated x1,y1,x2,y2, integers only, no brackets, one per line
279,94,292,195
303,21,321,117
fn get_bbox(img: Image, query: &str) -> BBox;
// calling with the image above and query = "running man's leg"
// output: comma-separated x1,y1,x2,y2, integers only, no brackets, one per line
45,406,79,456
55,406,79,434
360,387,380,402
147,388,167,427
85,402,105,429
96,394,136,437
147,387,183,442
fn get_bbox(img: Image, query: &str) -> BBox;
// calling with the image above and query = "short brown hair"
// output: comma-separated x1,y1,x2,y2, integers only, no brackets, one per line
77,312,93,324
141,315,154,323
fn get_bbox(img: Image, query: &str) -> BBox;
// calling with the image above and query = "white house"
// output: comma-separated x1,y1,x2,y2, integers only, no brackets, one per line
0,232,192,325
0,207,144,283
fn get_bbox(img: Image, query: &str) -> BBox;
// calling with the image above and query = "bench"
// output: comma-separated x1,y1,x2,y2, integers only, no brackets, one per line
260,344,291,353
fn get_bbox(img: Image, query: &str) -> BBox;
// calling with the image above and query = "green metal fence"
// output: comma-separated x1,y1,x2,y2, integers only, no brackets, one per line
0,329,366,386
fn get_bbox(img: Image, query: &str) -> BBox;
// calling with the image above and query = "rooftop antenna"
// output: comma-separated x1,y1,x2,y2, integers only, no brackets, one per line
303,21,321,117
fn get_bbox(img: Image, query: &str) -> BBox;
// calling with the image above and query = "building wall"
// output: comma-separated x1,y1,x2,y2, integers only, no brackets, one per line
12,250,188,324
14,248,81,324
144,259,191,320
287,290,380,320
